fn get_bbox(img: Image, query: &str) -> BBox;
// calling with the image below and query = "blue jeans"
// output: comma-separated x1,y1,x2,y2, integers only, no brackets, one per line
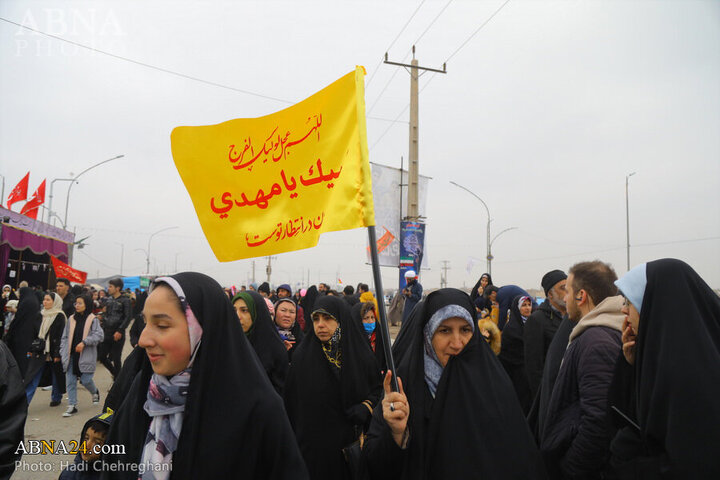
25,362,63,404
65,363,97,406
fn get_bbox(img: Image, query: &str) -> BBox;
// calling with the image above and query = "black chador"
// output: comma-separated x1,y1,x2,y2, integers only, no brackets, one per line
362,288,546,480
284,295,382,480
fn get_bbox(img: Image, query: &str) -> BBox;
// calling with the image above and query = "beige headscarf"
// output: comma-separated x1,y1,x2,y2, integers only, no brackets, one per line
39,292,65,354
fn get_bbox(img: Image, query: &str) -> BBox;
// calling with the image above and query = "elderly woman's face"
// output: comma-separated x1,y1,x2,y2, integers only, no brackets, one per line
520,299,532,317
432,317,473,367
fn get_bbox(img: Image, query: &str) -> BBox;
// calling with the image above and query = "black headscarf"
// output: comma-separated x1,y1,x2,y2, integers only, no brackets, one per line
283,295,382,480
234,290,289,394
299,285,318,333
496,285,534,330
390,299,424,369
101,272,308,480
621,259,720,476
470,273,493,308
498,295,533,414
4,286,41,377
351,302,387,374
363,288,545,480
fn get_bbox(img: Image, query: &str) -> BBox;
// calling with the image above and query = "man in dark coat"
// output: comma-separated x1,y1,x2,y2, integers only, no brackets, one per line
342,285,359,307
55,277,75,318
540,261,624,479
98,278,132,379
527,316,573,441
524,270,567,400
401,270,422,323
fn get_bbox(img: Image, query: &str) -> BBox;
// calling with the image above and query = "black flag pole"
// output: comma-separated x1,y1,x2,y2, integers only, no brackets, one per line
367,225,399,392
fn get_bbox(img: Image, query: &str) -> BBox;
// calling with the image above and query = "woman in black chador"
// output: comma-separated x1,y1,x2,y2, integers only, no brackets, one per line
283,295,382,480
101,272,307,480
498,295,534,414
470,272,493,311
362,288,546,480
609,259,720,478
231,290,289,394
5,286,41,378
351,302,387,375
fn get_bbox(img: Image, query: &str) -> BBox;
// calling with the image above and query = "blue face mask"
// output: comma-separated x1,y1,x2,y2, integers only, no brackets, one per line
363,322,376,334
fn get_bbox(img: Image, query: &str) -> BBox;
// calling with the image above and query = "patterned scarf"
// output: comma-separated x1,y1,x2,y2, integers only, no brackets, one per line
139,277,203,480
321,326,342,372
423,304,474,397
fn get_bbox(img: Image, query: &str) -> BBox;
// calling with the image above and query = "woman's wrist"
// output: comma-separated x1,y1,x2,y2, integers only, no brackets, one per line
392,427,410,449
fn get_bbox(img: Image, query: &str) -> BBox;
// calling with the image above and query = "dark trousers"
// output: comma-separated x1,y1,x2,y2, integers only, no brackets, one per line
98,334,124,379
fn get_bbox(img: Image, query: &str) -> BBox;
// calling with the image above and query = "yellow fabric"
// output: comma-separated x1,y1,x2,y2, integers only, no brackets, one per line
171,66,375,261
359,291,379,315
490,304,500,325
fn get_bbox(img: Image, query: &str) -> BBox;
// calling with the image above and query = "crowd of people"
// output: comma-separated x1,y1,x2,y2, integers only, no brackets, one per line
0,258,718,479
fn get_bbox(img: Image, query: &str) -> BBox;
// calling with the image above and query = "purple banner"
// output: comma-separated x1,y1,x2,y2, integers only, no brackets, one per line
0,207,73,284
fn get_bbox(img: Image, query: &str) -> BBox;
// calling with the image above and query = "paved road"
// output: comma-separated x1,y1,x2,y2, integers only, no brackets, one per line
13,323,401,479
14,340,131,480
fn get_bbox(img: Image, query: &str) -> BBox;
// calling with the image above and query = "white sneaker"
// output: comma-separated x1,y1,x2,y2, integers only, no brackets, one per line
41,386,52,391
62,405,78,417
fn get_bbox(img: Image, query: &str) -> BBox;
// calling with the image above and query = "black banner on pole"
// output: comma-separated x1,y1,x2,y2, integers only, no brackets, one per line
367,225,399,392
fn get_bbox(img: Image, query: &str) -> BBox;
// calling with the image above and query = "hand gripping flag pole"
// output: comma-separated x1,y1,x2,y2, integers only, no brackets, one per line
367,225,399,392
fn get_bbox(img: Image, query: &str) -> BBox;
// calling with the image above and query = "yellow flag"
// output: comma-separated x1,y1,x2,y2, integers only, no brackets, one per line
171,67,375,262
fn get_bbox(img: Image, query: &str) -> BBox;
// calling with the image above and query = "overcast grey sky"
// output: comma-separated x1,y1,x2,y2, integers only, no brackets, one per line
1,0,718,292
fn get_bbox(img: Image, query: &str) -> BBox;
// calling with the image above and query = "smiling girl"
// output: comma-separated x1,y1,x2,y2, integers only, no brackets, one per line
101,272,307,480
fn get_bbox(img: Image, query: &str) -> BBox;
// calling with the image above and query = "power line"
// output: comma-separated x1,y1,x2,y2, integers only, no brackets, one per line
368,0,453,115
77,250,143,272
414,0,454,47
0,17,295,104
369,73,437,151
366,0,427,89
493,235,720,265
634,236,720,248
369,0,508,151
0,16,402,124
445,0,511,63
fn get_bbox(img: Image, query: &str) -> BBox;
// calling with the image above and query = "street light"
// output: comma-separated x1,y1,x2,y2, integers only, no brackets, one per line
450,181,491,273
488,227,518,274
625,172,636,271
146,227,179,274
47,178,75,224
61,154,124,228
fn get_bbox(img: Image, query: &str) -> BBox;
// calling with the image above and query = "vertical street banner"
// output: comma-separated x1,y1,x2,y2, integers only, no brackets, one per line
366,162,430,267
171,67,375,261
399,221,425,288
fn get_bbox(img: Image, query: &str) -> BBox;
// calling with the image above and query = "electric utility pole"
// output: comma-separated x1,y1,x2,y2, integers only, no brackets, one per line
266,256,275,284
384,46,446,220
441,260,450,288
